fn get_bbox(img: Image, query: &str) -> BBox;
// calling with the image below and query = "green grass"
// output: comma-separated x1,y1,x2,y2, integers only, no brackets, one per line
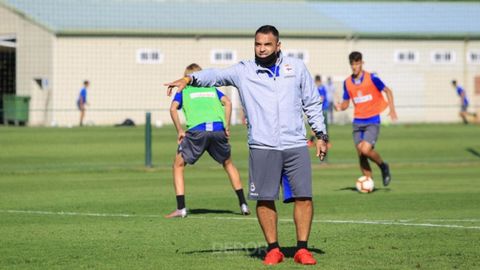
0,124,479,269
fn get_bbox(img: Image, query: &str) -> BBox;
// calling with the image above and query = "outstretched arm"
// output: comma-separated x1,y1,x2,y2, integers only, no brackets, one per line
383,87,398,121
165,64,242,96
165,77,190,97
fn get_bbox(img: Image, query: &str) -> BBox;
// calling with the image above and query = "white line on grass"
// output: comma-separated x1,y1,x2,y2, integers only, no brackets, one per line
424,219,480,222
1,209,479,230
0,209,159,218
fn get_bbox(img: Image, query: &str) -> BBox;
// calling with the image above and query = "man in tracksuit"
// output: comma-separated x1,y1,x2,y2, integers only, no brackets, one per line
165,25,328,266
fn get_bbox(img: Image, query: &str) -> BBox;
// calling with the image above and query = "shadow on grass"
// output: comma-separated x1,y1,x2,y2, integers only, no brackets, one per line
338,187,391,192
466,147,480,158
189,208,236,215
183,246,325,260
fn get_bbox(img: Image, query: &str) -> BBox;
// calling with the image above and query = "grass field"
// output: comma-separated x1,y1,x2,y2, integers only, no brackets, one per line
0,124,479,269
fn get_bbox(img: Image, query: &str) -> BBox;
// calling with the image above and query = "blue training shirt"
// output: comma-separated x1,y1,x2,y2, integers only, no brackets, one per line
318,85,329,110
456,86,469,106
343,72,386,124
78,88,87,104
172,89,225,131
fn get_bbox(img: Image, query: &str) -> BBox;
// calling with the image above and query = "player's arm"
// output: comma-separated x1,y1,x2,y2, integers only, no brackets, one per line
165,64,241,96
335,99,350,111
383,86,398,121
371,73,397,121
83,90,89,106
165,77,190,96
335,81,350,111
220,95,232,138
169,101,185,144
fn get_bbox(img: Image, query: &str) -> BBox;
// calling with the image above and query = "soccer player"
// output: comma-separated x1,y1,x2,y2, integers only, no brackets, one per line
165,25,328,265
165,63,250,219
77,80,89,126
452,80,477,124
335,51,397,186
308,75,329,148
325,76,336,124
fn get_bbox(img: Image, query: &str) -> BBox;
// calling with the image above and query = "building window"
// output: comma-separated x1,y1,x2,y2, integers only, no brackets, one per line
431,50,456,64
394,50,419,63
136,49,164,64
467,51,480,64
284,49,309,63
210,50,237,64
0,34,16,48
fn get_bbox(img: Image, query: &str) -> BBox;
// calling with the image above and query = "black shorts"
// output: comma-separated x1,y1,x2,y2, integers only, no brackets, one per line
178,130,231,165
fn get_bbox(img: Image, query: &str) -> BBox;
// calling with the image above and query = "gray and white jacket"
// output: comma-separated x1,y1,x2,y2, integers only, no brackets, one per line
190,53,327,150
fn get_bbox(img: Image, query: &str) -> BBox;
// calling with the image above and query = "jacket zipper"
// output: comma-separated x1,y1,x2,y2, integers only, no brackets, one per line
273,64,282,147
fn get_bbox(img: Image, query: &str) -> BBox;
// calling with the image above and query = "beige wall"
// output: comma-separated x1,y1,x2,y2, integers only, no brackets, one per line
52,36,351,126
53,36,480,126
0,5,55,126
53,37,255,126
54,37,249,125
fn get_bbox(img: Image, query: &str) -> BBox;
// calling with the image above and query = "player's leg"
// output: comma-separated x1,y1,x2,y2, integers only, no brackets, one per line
466,104,478,120
79,108,85,126
172,153,186,195
165,131,207,218
353,124,373,177
256,200,284,265
293,198,315,265
257,200,278,245
472,111,479,122
468,111,478,120
248,148,284,265
460,112,469,124
460,105,469,124
328,102,334,124
282,146,317,265
356,146,373,178
358,124,391,186
358,141,383,166
223,158,242,190
223,158,250,215
294,198,313,243
208,131,249,214
165,153,188,218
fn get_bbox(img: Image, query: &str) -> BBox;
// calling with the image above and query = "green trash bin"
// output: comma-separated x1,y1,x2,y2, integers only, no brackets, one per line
3,95,31,125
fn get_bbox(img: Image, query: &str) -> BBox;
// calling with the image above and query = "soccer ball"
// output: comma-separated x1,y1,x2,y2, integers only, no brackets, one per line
356,176,375,193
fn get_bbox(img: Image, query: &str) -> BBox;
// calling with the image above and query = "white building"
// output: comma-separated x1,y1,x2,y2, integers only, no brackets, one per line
0,0,479,126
